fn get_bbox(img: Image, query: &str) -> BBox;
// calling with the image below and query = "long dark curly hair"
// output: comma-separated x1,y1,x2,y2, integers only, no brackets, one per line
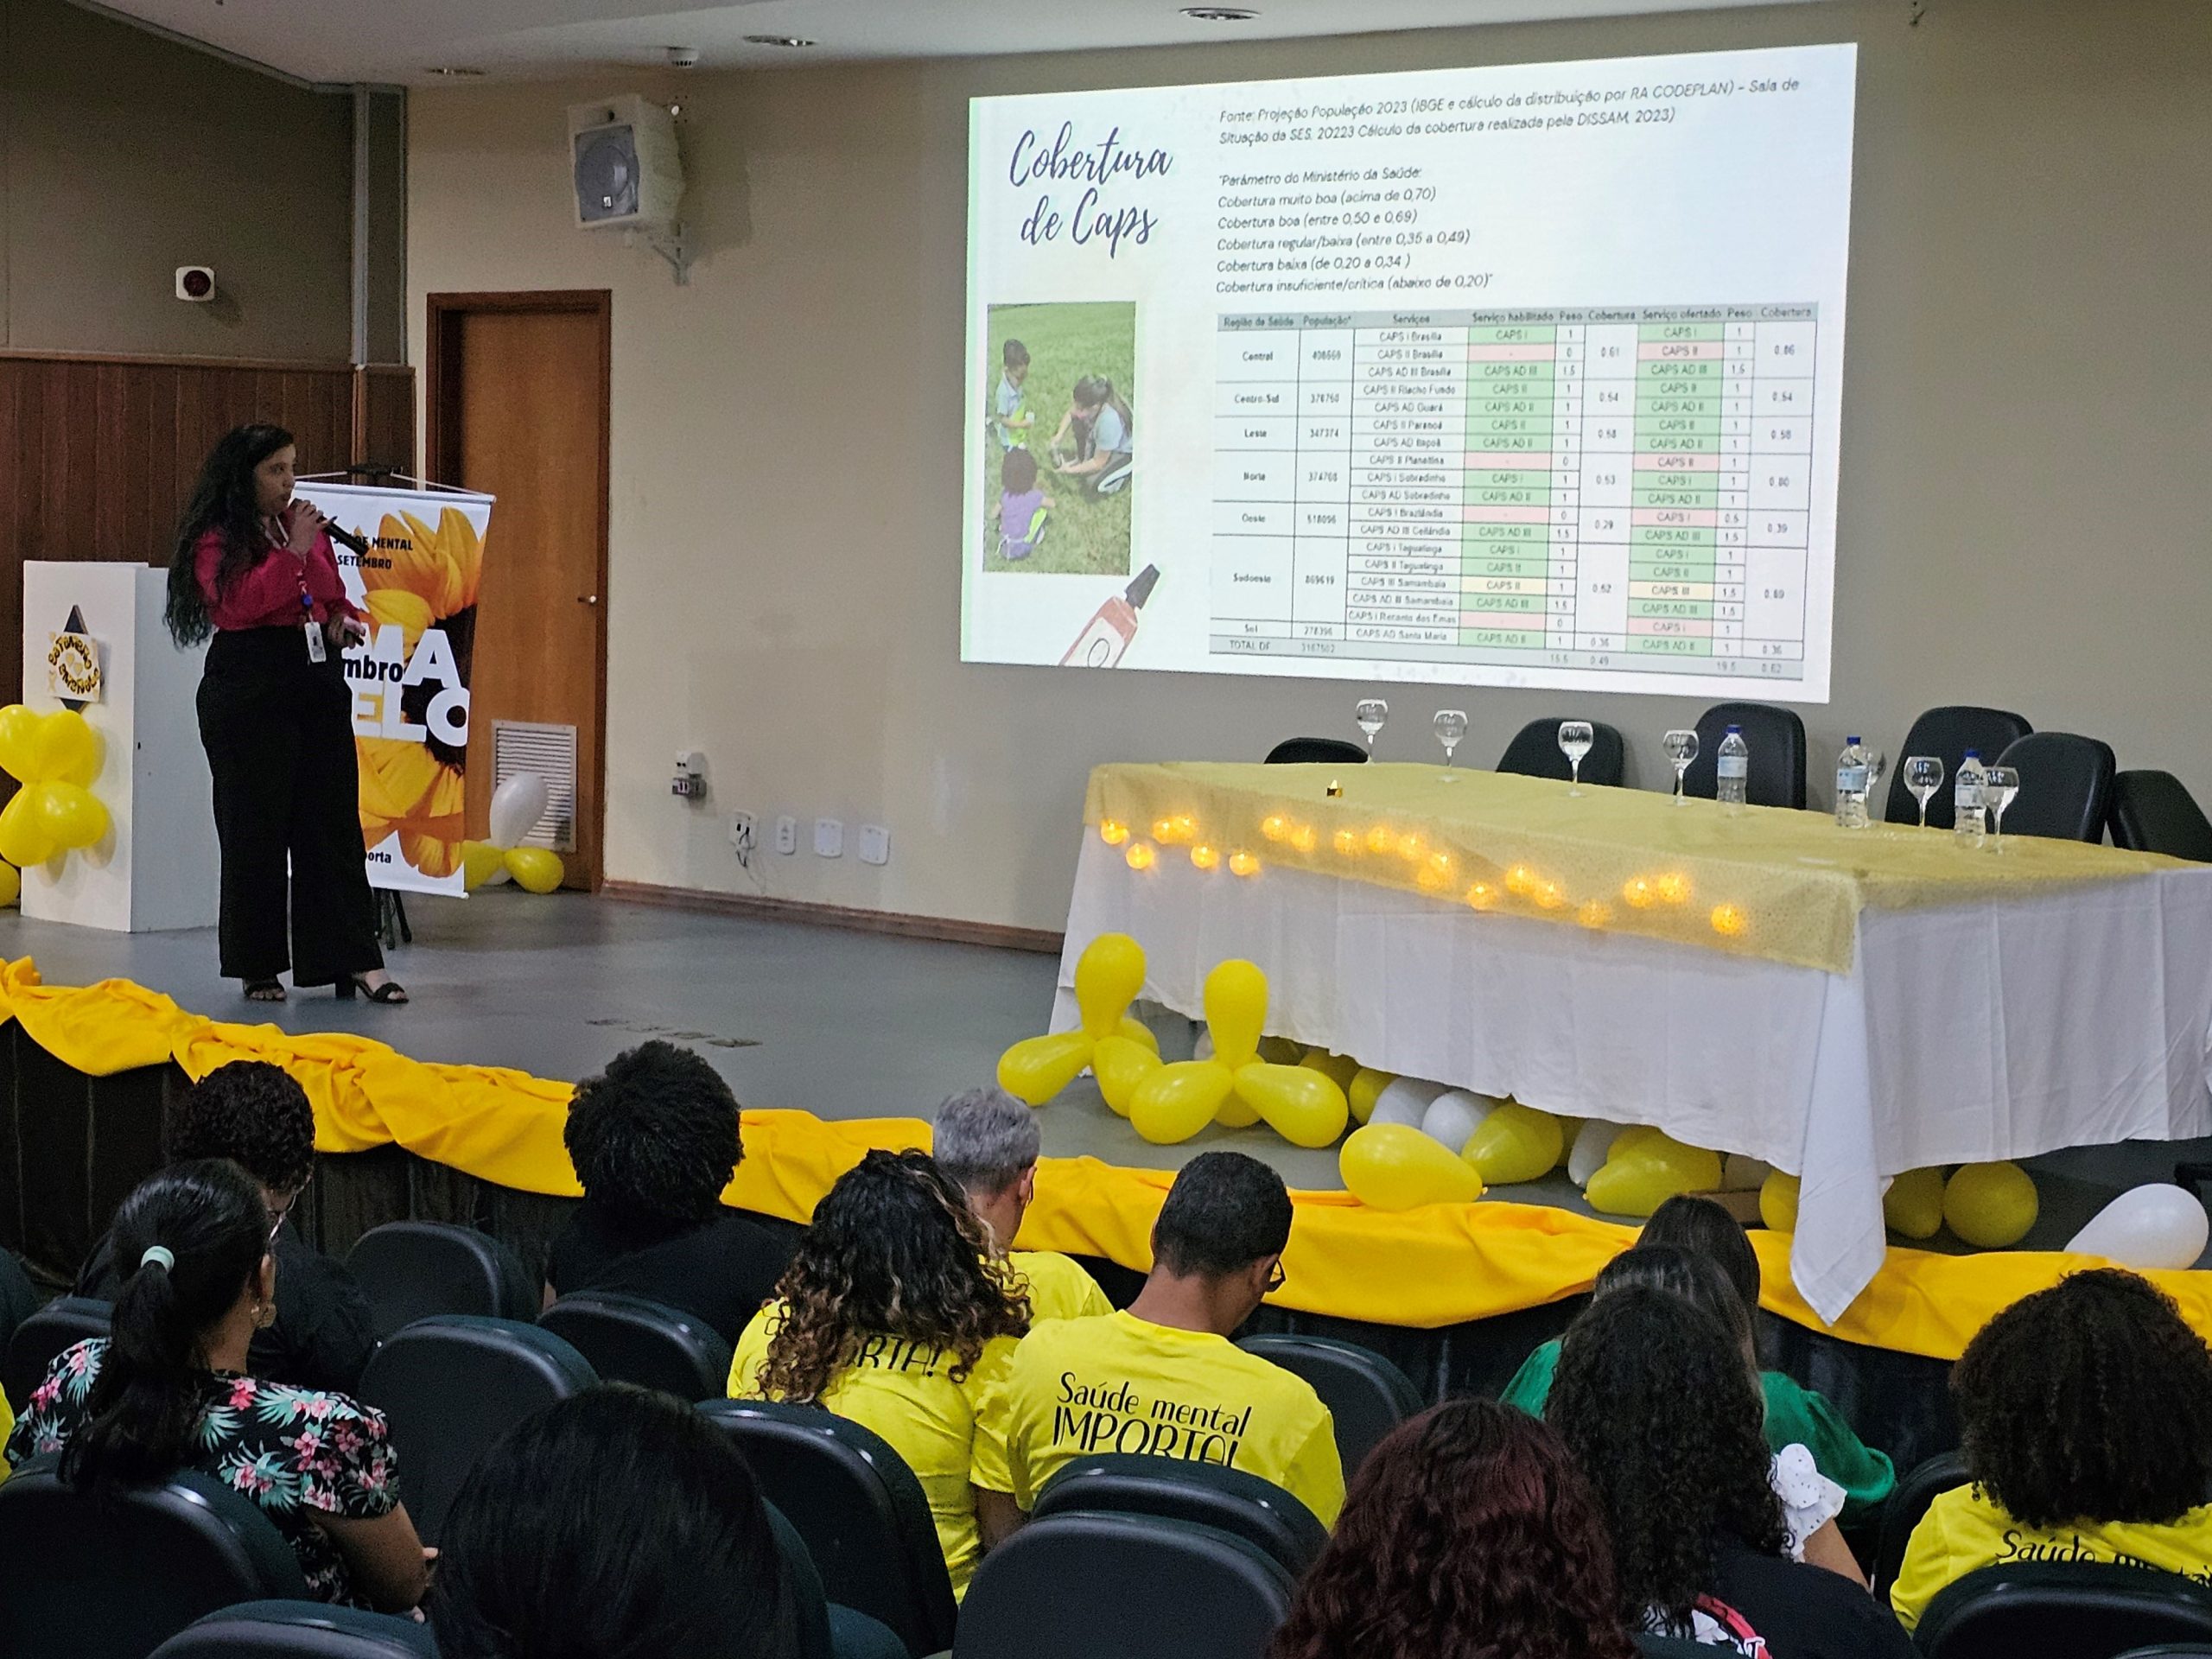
1548,1285,1786,1636
1271,1399,1636,1659
757,1150,1029,1403
1955,1268,2212,1531
166,423,293,645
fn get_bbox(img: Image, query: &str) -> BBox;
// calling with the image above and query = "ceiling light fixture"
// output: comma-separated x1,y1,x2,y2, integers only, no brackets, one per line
743,35,818,48
1181,6,1259,18
424,66,486,77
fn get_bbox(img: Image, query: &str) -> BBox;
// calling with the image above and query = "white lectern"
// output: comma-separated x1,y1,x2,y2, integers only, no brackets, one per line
18,563,219,931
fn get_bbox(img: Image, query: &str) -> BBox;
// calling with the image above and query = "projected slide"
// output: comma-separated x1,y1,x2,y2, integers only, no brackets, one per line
961,44,1856,701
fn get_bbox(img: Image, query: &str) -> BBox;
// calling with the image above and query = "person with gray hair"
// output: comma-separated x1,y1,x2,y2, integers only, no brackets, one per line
933,1086,1111,1325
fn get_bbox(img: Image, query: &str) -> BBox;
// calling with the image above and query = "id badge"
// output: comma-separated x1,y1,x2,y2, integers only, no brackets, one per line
304,621,327,664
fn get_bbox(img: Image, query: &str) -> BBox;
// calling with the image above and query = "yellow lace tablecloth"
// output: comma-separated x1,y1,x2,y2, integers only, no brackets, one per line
1084,762,2181,975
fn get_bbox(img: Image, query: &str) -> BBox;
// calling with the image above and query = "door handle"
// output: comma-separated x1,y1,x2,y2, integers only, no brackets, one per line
578,594,599,606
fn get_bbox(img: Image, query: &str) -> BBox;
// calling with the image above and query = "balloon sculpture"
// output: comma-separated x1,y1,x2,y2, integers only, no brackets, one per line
996,933,1159,1106
461,772,568,893
1125,961,1351,1147
0,704,110,872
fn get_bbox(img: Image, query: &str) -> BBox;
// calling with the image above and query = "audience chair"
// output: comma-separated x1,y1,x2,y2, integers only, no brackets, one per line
1884,706,2035,829
346,1220,540,1341
766,1501,912,1659
1264,736,1369,766
1495,717,1627,788
1236,1332,1423,1481
955,1511,1296,1659
0,1459,309,1659
152,1601,435,1657
1032,1452,1329,1577
700,1397,958,1659
1915,1562,2212,1659
1993,732,2118,842
354,1315,595,1545
0,1247,41,1356
1872,1448,1967,1599
2114,1649,2212,1658
2109,771,2212,861
540,1290,734,1401
1680,701,1808,810
2,1294,111,1408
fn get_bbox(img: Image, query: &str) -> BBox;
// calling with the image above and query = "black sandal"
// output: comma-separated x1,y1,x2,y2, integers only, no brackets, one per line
243,979,287,1003
337,976,408,1004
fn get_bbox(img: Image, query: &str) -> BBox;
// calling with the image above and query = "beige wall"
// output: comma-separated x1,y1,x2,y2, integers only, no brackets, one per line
408,0,2212,934
2,0,353,360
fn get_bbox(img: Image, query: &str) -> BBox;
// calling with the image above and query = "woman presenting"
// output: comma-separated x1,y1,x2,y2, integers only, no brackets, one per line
163,423,405,1005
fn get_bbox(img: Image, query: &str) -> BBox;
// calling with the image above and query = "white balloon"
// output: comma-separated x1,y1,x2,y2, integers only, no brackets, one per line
2065,1184,2209,1271
1368,1077,1446,1131
1722,1154,1773,1192
1421,1090,1503,1154
489,772,550,850
1568,1119,1629,1186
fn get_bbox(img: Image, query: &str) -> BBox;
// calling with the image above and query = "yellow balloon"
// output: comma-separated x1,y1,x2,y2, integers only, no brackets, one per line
1585,1134,1724,1218
1461,1103,1564,1186
1759,1171,1801,1233
504,845,566,893
0,790,54,868
1203,960,1268,1069
1236,1062,1351,1148
32,709,100,787
1299,1049,1362,1095
1092,1033,1162,1116
1348,1068,1395,1125
32,781,106,851
1884,1166,1948,1240
1340,1122,1485,1211
0,706,41,784
461,840,508,891
1130,1060,1236,1145
1073,933,1147,1039
1116,1017,1160,1057
0,861,16,907
1944,1161,2038,1249
1257,1035,1306,1066
1215,1092,1262,1128
996,1031,1095,1107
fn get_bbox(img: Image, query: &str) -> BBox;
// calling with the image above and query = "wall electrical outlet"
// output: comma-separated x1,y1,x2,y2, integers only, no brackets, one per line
729,811,755,867
859,824,890,867
814,817,844,858
774,815,798,855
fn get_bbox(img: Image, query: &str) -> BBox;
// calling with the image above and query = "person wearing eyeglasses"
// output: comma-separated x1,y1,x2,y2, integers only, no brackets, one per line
983,1150,1343,1535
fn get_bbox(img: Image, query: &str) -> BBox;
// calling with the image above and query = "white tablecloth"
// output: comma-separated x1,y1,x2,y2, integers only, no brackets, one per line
1052,835,2212,1322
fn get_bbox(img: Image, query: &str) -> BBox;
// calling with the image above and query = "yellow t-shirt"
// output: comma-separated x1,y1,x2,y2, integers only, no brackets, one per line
1891,1484,2212,1630
728,1303,1014,1599
1008,1250,1112,1324
0,1386,11,1486
990,1310,1344,1528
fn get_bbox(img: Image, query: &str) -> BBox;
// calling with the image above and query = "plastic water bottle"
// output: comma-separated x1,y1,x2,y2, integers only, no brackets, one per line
1955,749,1988,846
1835,736,1872,830
1717,725,1750,814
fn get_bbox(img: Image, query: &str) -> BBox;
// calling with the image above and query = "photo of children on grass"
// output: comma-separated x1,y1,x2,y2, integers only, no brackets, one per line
982,302,1135,576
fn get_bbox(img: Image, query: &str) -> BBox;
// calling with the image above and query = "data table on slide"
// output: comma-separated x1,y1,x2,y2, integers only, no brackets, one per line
1210,305,1820,681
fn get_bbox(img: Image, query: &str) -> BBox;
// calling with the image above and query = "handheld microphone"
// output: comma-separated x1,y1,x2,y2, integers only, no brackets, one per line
321,518,371,557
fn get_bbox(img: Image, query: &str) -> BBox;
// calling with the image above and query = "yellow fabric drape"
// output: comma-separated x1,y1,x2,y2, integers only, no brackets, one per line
1084,762,2183,975
4,955,2206,1363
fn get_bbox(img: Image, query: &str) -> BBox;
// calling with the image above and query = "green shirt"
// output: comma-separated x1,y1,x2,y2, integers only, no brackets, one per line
1499,1338,1897,1521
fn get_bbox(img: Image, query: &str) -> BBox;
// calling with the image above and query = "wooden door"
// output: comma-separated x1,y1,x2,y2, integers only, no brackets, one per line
425,293,609,889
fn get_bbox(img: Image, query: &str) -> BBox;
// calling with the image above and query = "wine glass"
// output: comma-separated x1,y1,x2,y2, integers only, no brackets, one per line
1983,766,2020,851
1558,721,1595,796
1662,729,1698,804
1355,698,1389,751
1904,755,1943,829
1433,709,1468,774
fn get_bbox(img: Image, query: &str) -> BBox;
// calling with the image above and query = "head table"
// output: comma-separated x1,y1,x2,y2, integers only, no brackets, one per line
1055,762,2212,1323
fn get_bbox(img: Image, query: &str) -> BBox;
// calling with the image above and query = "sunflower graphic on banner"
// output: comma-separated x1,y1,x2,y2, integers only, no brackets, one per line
296,480,497,897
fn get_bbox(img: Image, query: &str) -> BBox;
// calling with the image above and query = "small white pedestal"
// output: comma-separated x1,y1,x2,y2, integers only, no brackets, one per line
19,563,219,931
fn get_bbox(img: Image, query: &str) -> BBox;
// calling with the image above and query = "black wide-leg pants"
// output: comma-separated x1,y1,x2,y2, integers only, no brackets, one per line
198,627,384,987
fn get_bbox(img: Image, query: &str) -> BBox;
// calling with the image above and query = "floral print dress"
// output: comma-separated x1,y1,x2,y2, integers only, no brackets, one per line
4,1338,400,1605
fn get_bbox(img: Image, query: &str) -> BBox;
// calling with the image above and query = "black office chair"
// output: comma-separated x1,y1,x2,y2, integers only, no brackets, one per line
0,1247,42,1356
1872,1448,1968,1599
1915,1562,2212,1659
1993,732,2118,843
1884,705,2035,829
954,1511,1296,1659
353,1315,596,1545
1496,717,1627,788
1236,1332,1423,1480
1681,701,1808,810
766,1502,910,1659
540,1291,734,1401
700,1397,958,1659
0,1460,309,1659
3,1294,111,1408
346,1219,540,1341
1032,1453,1329,1578
1265,737,1369,766
2109,771,2212,861
153,1602,435,1657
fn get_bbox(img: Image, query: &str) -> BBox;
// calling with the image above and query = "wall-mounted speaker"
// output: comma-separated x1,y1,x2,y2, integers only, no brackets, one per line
566,94,683,234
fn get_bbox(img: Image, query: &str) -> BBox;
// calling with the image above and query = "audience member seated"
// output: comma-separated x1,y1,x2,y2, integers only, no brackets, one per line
429,1385,799,1659
546,1040,790,1343
8,1160,428,1611
1890,1268,2212,1632
1270,1397,1636,1659
78,1060,377,1393
987,1150,1344,1529
728,1148,1029,1598
1500,1194,1894,1522
1548,1284,1913,1658
933,1086,1111,1323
